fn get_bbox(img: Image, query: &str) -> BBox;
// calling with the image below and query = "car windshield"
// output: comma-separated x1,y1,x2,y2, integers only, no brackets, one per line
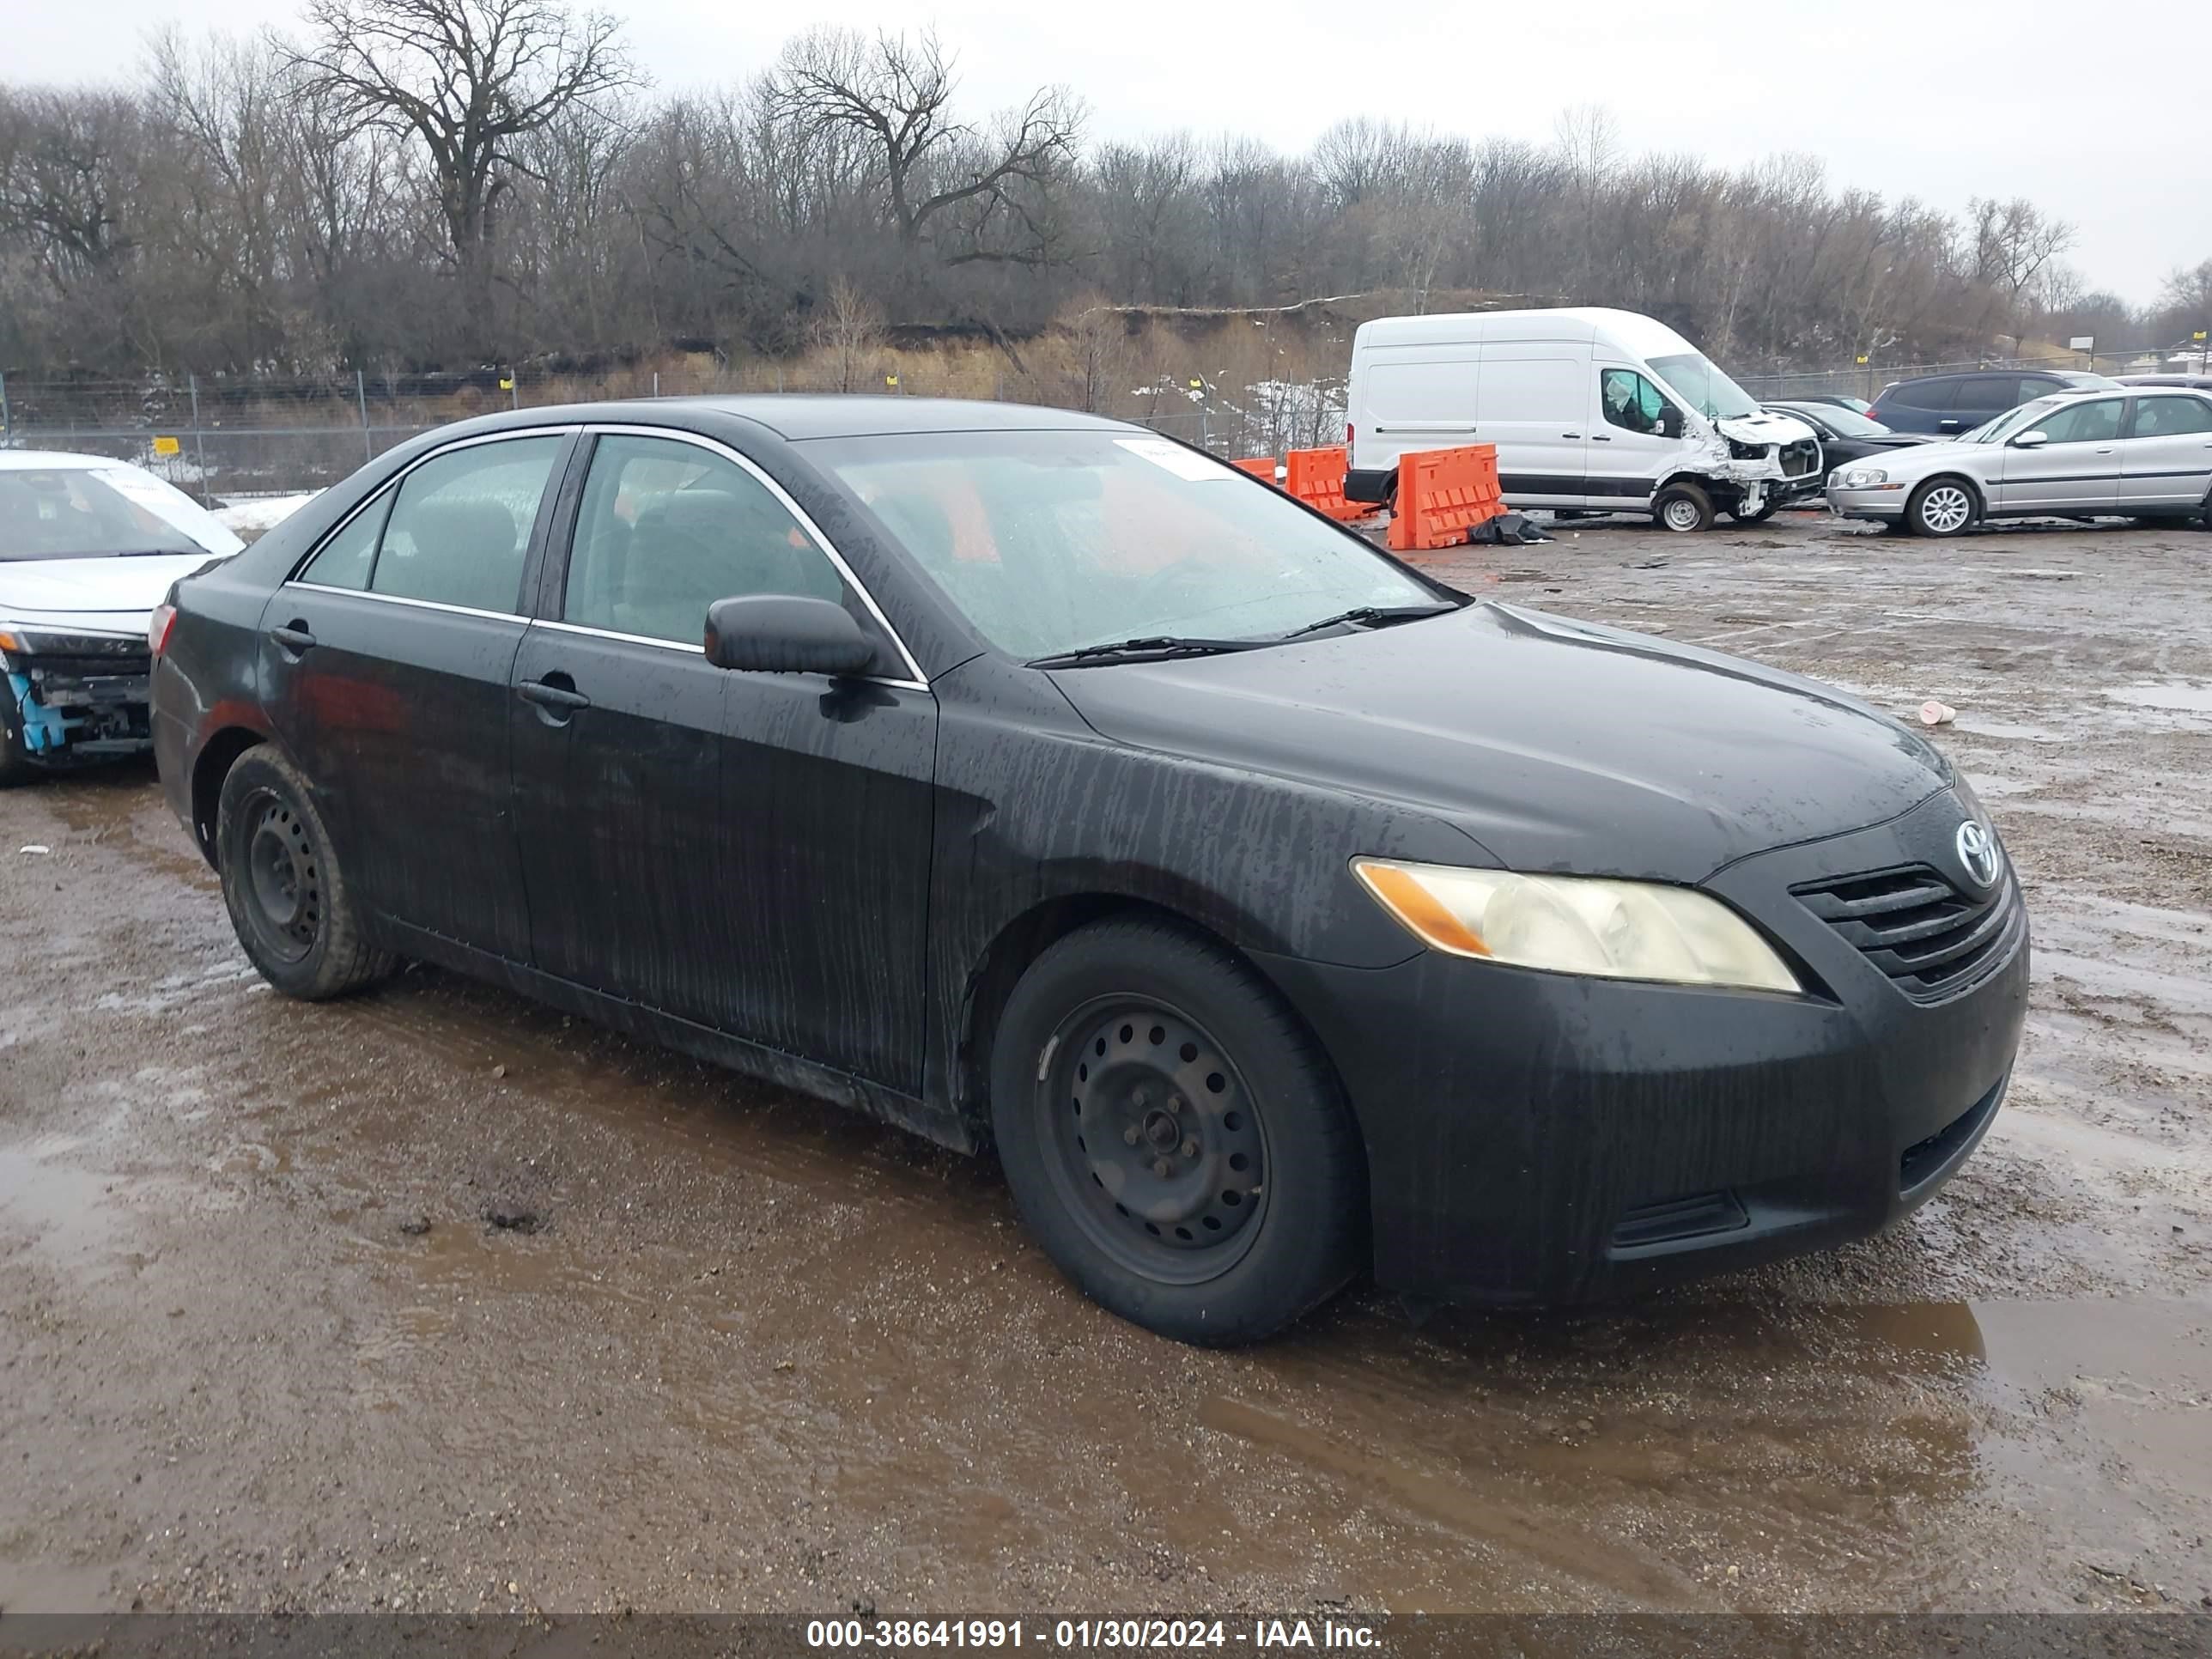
1648,352,1760,420
812,430,1449,660
1971,399,2063,444
0,465,239,561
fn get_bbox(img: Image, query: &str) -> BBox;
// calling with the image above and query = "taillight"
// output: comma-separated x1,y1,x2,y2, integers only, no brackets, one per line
149,603,178,656
1346,422,1355,447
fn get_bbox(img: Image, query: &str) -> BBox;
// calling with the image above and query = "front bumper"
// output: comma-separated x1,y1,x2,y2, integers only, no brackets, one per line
1256,789,2029,1306
1826,480,1911,520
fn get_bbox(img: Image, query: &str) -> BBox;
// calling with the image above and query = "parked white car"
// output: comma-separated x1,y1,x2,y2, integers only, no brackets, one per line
2,451,243,782
1824,386,2212,537
1344,307,1824,531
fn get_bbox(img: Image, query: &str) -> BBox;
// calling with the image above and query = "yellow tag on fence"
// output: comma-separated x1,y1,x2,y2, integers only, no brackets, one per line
885,374,899,387
152,435,181,456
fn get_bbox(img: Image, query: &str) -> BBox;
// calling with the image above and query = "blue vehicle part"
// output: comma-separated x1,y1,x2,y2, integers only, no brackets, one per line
7,672,70,755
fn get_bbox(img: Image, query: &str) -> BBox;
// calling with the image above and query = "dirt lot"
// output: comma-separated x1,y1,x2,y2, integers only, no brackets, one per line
3,509,2209,1618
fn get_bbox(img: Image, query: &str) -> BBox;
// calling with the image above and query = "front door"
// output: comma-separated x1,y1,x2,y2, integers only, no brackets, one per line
510,429,939,1092
264,430,568,957
2117,394,2212,511
1591,366,1684,511
1991,397,2124,513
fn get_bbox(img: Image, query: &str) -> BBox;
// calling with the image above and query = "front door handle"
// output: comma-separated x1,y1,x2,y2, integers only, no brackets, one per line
268,621,315,655
518,675,592,719
1590,434,1613,441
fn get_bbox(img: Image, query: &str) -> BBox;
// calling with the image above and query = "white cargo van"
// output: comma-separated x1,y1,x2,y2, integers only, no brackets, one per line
1344,307,1822,531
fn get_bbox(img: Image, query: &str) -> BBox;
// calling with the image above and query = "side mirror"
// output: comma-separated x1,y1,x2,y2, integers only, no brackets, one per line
704,594,877,676
2009,430,2049,449
1657,408,1684,440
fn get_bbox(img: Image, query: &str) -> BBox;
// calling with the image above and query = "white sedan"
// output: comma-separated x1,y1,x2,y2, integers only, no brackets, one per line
1824,386,2212,537
2,450,244,782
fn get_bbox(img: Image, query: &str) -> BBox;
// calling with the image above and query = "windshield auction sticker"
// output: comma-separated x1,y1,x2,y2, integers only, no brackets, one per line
1114,437,1232,481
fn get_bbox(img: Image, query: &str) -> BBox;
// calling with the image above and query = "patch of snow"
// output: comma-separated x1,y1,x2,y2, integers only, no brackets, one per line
215,493,318,541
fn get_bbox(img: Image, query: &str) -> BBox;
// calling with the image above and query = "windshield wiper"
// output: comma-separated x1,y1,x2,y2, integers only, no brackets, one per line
1026,635,1273,669
1277,602,1460,642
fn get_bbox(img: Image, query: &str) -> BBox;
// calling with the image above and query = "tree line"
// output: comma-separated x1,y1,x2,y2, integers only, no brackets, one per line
2,0,2205,380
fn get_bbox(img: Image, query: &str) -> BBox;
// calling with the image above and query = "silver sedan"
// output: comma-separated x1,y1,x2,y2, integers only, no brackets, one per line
1824,386,2212,537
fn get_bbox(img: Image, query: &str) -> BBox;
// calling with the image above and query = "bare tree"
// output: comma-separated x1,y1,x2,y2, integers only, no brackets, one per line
287,0,635,349
769,28,1079,276
811,275,882,392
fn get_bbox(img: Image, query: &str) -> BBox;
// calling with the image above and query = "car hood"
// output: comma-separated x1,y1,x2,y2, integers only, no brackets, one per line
0,554,220,631
1717,410,1817,447
1050,603,1949,884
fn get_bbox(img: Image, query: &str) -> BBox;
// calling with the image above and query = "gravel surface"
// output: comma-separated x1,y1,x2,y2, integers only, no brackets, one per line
3,509,2208,1617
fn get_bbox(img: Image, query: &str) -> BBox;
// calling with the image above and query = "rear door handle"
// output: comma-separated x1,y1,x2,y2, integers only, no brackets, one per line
518,676,591,714
1561,431,1583,439
268,622,315,654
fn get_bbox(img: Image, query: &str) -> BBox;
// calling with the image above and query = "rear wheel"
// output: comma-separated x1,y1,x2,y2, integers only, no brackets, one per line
216,747,394,1000
1906,477,1977,538
1653,481,1715,533
990,917,1365,1345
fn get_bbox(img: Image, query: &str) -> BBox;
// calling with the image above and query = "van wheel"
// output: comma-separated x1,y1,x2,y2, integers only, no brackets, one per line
1906,477,1977,538
989,917,1366,1346
1653,482,1715,532
216,747,395,1000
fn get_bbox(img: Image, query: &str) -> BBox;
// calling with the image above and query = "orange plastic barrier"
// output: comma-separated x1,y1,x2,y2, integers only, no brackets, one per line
1282,447,1375,522
1386,444,1505,551
1231,455,1278,480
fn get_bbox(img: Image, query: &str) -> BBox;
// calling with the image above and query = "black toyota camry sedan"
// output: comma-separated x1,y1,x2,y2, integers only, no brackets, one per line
152,398,2028,1344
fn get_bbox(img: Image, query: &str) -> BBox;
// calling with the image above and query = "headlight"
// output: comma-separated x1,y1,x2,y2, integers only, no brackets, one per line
1838,466,1887,488
1352,858,1802,993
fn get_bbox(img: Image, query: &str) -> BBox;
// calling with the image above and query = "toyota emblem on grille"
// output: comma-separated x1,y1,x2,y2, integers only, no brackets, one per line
1955,821,2001,890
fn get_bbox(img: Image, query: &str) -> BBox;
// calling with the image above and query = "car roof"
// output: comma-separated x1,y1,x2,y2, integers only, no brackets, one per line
434,395,1136,445
0,448,119,472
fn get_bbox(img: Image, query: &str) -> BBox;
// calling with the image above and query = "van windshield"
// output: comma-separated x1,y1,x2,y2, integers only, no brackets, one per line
1648,353,1759,421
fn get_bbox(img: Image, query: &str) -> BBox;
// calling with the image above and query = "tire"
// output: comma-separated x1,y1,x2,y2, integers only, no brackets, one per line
216,746,394,1000
1726,496,1780,525
990,917,1366,1345
1905,477,1977,538
1652,481,1715,533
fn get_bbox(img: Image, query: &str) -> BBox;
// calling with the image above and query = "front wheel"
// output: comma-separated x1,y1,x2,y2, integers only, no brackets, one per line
1906,477,1977,538
216,746,395,1000
1653,481,1715,532
990,918,1366,1345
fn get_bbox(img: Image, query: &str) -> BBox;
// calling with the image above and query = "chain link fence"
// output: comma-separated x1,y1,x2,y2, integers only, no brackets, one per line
0,364,1349,507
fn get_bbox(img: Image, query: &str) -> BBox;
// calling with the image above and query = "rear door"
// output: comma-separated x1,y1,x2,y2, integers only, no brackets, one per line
2117,394,2212,510
509,427,940,1091
1993,397,2124,512
1478,348,1589,506
265,429,569,957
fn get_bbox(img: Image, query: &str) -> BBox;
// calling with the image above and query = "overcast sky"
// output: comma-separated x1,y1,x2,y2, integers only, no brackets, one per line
15,0,2209,308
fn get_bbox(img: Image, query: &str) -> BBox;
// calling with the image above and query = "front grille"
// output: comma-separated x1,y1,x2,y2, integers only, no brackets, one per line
1782,437,1821,478
1899,1077,2005,1196
1792,863,2021,1002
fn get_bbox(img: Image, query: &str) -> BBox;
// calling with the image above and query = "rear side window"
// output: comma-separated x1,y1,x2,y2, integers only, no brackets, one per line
2131,396,2212,438
564,434,846,647
298,492,391,590
1956,376,2023,410
370,436,562,613
1892,379,1956,411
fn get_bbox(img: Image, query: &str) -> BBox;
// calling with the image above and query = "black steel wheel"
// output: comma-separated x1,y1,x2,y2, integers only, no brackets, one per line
216,746,395,1000
991,916,1366,1345
1042,996,1269,1284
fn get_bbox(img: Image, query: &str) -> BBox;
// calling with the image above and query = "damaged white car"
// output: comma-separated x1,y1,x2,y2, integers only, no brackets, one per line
1344,306,1823,531
2,451,243,784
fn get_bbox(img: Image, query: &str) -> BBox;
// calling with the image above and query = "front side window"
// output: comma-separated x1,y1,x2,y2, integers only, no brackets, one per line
370,436,562,613
2030,400,2123,446
1600,368,1671,434
1645,352,1758,419
2130,396,2212,439
565,434,847,647
812,430,1440,661
1975,398,2062,444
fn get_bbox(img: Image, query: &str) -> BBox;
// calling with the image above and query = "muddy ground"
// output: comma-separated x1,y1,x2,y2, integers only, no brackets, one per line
3,509,2209,1618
